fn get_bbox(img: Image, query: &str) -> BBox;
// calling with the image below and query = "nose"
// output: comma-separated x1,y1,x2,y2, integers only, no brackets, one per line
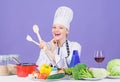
54,28,60,33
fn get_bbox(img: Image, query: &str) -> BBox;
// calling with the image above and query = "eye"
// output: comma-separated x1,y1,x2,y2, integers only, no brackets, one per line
52,27,56,30
59,26,64,29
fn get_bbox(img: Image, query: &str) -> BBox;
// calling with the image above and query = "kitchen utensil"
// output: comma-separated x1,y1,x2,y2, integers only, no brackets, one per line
33,24,42,42
12,57,21,65
14,63,38,77
26,35,40,46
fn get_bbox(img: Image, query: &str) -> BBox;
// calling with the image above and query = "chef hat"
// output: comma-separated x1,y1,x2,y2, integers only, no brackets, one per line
53,6,73,30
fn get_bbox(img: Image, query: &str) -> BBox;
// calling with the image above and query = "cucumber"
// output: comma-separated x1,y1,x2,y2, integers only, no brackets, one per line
46,73,65,79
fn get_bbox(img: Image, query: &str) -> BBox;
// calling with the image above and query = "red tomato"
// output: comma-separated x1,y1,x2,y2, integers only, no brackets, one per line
39,73,47,79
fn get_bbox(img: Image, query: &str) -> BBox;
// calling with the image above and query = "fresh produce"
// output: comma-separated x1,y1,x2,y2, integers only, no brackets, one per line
46,73,65,79
57,68,65,73
32,70,40,79
64,63,93,80
107,59,120,76
64,67,73,75
39,73,48,79
71,63,93,80
40,64,52,76
32,70,47,79
89,68,109,78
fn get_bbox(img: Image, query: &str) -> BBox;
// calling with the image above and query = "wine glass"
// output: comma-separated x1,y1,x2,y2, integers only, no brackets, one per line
94,50,105,68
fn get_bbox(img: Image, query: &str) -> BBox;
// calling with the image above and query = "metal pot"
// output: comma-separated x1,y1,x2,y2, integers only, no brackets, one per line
14,63,38,77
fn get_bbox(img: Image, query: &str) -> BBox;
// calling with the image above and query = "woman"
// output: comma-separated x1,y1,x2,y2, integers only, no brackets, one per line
36,6,82,69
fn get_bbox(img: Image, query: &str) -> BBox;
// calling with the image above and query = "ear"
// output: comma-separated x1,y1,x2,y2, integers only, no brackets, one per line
66,31,69,35
66,29,69,35
66,30,69,37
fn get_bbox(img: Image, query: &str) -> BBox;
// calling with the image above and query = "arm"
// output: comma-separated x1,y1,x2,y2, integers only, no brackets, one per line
36,50,53,69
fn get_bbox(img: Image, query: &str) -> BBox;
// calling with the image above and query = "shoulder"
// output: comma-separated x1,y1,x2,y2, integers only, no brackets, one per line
68,40,82,49
68,40,81,46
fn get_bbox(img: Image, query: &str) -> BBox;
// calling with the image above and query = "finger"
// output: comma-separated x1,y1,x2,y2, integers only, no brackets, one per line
50,39,56,45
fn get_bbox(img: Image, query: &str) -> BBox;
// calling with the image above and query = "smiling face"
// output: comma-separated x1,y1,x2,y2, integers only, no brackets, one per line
52,24,69,42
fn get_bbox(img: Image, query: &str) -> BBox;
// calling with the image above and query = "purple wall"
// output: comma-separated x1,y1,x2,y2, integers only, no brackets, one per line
0,0,120,68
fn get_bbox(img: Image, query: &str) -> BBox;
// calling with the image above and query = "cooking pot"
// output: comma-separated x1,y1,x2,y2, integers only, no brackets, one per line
14,63,38,77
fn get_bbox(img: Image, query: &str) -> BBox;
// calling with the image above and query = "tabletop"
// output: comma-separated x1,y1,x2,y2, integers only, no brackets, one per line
0,75,120,82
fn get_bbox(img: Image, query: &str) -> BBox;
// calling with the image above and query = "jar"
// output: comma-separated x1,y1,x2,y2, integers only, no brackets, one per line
7,54,19,75
50,67,58,75
0,55,9,76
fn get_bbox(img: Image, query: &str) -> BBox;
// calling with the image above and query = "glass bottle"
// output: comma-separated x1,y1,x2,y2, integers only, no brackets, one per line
0,55,9,75
69,50,80,67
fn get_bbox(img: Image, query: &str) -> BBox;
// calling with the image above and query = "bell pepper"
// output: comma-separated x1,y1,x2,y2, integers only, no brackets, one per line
40,64,52,76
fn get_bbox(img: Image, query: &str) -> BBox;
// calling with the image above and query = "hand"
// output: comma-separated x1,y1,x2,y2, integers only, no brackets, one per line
39,40,56,61
39,40,48,52
50,38,58,52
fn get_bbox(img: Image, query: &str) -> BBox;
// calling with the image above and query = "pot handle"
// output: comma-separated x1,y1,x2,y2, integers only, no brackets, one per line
34,65,38,68
14,66,20,69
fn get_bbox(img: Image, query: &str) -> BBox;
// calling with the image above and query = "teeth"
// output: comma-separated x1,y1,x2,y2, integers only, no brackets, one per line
55,34,60,36
55,33,60,35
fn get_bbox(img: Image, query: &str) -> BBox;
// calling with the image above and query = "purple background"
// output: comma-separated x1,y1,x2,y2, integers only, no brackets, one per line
0,0,120,68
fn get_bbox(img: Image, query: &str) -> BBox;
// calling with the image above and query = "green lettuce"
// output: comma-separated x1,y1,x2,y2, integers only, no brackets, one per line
107,59,120,76
72,63,93,80
89,68,109,78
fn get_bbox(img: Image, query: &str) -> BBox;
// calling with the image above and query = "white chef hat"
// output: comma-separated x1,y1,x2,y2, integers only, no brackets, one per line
53,6,73,30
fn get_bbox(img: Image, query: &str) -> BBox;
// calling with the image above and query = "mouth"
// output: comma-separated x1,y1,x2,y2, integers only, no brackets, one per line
54,33,61,37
